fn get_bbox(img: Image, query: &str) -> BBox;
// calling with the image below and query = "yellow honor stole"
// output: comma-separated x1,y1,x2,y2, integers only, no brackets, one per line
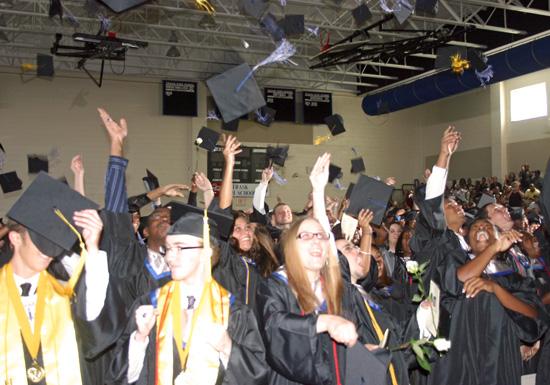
155,279,230,385
0,264,82,385
363,300,399,385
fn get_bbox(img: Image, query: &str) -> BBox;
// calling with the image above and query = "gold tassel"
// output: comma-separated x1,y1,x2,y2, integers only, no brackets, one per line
314,135,331,146
450,53,470,75
195,0,215,14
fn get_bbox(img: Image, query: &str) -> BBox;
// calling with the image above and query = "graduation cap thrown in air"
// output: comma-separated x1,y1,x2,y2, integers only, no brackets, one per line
351,3,372,26
260,13,285,42
415,0,438,15
351,157,366,174
324,114,346,136
346,174,393,226
206,63,266,123
195,127,221,152
255,106,276,127
280,15,304,37
394,0,414,25
239,0,268,20
98,0,149,13
7,172,99,258
0,171,23,194
266,145,289,167
328,164,343,183
143,169,159,191
27,155,49,174
37,54,54,77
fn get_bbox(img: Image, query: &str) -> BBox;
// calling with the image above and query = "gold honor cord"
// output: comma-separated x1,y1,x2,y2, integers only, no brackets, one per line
6,264,47,383
52,209,88,297
363,300,399,385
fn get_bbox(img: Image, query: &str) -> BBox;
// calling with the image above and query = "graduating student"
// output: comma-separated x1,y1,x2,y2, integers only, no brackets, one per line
429,217,547,385
335,210,412,385
106,210,267,385
0,172,123,385
257,153,389,385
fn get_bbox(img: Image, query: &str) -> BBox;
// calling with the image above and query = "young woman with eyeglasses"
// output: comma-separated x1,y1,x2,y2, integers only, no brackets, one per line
257,153,379,385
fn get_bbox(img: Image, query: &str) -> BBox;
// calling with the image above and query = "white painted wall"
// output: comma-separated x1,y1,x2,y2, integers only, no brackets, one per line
1,65,549,216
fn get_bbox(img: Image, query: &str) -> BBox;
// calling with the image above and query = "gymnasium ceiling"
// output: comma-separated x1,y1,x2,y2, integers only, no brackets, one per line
0,0,549,94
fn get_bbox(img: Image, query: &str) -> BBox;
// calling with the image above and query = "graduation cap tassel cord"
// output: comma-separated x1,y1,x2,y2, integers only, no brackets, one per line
475,65,494,87
235,39,297,92
272,169,288,185
195,0,215,14
52,208,88,296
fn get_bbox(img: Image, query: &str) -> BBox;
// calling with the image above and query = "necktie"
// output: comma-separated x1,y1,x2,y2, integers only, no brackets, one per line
20,283,32,297
187,295,196,310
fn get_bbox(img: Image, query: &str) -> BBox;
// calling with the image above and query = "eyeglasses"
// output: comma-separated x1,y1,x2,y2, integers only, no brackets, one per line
159,245,203,256
296,231,330,241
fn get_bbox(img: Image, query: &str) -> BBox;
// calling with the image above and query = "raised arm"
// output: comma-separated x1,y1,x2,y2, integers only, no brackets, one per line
98,107,130,213
457,230,522,282
219,135,242,210
309,152,331,233
194,172,215,209
70,154,85,196
253,167,273,215
425,125,461,200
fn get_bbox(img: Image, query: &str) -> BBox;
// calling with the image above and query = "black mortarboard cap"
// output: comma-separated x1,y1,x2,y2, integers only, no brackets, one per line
435,46,469,69
98,0,149,13
37,54,54,77
394,0,414,24
195,127,221,152
477,192,496,209
27,155,49,174
206,63,266,123
415,0,438,15
345,343,390,385
239,0,268,20
199,14,218,29
346,174,393,226
143,169,159,191
324,114,345,136
49,0,63,19
0,171,23,194
328,164,343,183
255,106,276,127
260,13,285,42
467,49,489,72
351,157,366,174
345,182,355,199
7,172,99,258
166,201,233,240
280,15,304,37
222,119,240,132
266,145,289,167
351,4,372,26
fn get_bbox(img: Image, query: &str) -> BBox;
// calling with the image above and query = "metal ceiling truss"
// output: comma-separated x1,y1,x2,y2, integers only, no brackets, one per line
0,0,548,93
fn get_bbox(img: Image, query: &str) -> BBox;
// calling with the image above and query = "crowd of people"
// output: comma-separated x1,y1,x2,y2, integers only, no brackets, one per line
0,109,548,385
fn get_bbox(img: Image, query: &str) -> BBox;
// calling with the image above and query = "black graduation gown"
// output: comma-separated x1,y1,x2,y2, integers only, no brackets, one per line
409,186,471,338
106,289,268,385
426,237,548,385
213,241,263,319
339,255,414,385
257,273,357,385
99,210,171,309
